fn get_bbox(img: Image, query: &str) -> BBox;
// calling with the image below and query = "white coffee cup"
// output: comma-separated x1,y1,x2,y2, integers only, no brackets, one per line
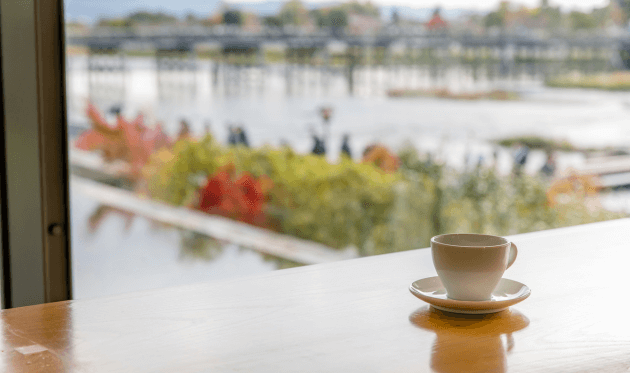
431,233,518,301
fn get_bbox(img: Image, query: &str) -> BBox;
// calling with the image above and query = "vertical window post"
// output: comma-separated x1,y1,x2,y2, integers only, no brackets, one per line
0,0,71,308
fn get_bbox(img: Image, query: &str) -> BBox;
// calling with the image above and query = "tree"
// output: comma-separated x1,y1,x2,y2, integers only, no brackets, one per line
263,16,283,28
309,6,349,30
539,5,562,30
392,8,400,25
341,1,379,18
279,0,309,26
328,9,348,28
97,17,132,28
127,11,177,24
223,10,243,26
311,9,328,27
185,13,200,25
484,1,508,29
569,11,596,30
620,0,630,22
98,11,179,28
484,11,504,28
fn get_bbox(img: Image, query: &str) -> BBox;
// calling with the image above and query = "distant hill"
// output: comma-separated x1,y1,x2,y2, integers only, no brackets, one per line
64,0,221,22
64,0,485,24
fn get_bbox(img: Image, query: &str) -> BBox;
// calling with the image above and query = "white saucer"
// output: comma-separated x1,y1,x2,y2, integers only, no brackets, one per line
409,276,531,314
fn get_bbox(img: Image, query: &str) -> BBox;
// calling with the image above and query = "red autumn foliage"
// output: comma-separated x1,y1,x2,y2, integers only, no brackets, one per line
75,102,172,180
196,168,271,227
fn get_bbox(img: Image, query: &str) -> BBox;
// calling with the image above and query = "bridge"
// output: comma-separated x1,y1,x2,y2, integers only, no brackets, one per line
69,26,630,112
68,25,625,64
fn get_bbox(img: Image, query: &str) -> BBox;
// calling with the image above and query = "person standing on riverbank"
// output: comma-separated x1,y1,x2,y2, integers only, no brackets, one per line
110,105,122,119
513,143,530,176
227,124,237,146
236,126,250,147
309,126,326,156
227,125,250,147
311,135,326,156
341,134,352,159
540,151,556,178
177,119,191,142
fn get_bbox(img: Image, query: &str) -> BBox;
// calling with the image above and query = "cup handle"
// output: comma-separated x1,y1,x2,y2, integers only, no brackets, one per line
506,242,518,269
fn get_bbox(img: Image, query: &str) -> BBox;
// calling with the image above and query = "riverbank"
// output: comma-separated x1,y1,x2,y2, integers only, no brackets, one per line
494,136,577,152
387,88,519,101
546,71,630,91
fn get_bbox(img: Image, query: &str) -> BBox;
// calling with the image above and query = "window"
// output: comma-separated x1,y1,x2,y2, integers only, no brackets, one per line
2,0,628,306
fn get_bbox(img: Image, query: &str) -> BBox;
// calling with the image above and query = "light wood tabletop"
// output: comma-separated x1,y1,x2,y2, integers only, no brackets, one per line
2,219,630,372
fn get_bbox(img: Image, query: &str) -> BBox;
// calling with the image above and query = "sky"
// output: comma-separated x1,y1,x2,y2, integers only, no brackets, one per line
230,0,610,11
63,0,612,23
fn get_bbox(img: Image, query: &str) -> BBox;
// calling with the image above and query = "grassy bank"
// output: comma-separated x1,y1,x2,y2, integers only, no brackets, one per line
494,136,577,152
546,71,630,91
388,88,519,101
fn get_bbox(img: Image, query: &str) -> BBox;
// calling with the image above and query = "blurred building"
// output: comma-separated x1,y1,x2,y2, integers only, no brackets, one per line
348,13,382,35
425,10,448,32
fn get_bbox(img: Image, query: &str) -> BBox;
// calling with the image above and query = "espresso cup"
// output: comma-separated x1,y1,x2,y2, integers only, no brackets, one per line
431,234,518,301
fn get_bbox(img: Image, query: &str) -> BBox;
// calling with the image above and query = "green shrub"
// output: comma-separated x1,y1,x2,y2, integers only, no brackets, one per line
145,135,624,257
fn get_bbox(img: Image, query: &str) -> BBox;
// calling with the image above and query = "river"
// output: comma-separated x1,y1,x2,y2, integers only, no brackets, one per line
66,56,630,299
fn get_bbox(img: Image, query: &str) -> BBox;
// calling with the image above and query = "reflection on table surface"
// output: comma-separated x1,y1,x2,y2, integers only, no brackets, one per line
410,306,530,373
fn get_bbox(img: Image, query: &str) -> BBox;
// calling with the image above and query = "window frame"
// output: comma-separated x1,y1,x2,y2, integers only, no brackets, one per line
0,0,71,308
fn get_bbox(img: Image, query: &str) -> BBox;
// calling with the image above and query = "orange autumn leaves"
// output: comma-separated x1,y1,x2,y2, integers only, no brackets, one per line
361,144,400,174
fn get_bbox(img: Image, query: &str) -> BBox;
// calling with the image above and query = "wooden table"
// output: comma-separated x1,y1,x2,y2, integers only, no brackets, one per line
2,219,630,372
